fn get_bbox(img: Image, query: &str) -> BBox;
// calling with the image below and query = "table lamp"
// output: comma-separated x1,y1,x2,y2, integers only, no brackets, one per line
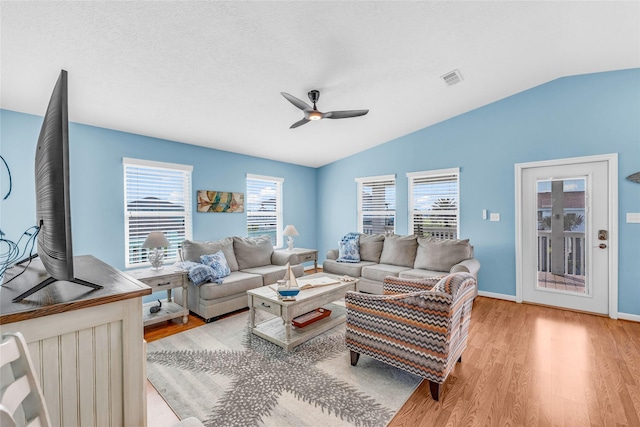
283,225,299,251
142,231,171,270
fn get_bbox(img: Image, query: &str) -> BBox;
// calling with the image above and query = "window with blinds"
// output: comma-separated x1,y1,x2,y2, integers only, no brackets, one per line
407,168,459,239
246,174,283,247
123,158,193,268
356,174,396,235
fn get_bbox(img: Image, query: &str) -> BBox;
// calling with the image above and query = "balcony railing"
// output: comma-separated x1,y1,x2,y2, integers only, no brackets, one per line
537,231,585,276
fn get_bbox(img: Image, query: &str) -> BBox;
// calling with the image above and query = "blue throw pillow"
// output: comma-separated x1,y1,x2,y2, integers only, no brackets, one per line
337,232,361,263
200,250,231,280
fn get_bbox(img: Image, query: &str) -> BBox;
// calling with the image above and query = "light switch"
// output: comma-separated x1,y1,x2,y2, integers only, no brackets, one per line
482,209,487,220
490,213,500,222
627,213,640,223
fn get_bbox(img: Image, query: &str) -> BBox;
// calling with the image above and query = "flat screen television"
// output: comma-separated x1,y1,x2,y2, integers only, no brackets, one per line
12,70,102,302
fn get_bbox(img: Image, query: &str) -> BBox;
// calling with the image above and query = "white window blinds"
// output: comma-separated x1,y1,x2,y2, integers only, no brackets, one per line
246,174,283,247
407,168,459,239
356,174,396,235
123,158,193,268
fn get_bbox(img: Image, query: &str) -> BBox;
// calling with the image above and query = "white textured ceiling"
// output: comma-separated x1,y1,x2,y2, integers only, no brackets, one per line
1,1,639,167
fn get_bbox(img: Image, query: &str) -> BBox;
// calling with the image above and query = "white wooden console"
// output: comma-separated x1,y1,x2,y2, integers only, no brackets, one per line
0,255,152,427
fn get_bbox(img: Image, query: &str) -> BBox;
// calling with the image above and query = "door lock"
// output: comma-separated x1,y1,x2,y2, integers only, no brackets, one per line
598,230,608,241
599,243,607,249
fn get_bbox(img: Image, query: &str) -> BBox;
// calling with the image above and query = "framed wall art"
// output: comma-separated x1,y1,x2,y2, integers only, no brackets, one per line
197,190,244,213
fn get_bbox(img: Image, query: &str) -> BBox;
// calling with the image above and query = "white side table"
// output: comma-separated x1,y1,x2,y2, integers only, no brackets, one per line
128,268,189,327
277,248,318,272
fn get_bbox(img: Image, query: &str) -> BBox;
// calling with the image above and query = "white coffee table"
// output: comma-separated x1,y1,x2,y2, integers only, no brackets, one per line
247,273,358,351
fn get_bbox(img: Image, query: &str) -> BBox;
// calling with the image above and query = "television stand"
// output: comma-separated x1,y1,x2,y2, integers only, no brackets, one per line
12,276,103,303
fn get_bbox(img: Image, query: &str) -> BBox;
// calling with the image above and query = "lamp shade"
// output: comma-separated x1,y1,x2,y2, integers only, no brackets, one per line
142,231,170,249
282,225,299,237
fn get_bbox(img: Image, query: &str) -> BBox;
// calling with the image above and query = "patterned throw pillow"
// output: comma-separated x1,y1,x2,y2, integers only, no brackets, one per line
200,250,231,280
337,232,361,263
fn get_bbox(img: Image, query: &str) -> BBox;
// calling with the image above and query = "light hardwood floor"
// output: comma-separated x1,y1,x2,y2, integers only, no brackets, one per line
145,297,640,426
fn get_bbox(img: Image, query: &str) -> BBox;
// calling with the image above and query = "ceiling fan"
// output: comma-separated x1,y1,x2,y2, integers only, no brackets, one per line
281,90,369,129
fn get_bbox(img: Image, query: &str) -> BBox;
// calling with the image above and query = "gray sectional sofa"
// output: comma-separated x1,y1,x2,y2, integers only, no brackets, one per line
323,234,480,296
174,236,304,321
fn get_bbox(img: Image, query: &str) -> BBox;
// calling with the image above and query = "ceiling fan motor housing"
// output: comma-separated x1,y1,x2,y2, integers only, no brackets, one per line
308,90,320,105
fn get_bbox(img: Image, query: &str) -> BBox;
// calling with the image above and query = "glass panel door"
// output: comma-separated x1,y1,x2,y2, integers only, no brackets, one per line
536,178,586,295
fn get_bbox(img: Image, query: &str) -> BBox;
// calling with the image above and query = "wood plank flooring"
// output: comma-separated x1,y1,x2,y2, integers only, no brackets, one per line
145,297,640,426
388,297,640,427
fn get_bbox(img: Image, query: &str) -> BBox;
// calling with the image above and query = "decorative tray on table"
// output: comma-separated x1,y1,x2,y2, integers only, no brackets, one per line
292,308,332,328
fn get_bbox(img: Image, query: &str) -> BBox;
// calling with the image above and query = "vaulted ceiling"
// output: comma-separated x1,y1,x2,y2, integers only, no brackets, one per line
1,1,638,167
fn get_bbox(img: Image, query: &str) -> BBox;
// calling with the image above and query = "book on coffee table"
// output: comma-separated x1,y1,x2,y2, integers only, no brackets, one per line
297,276,341,290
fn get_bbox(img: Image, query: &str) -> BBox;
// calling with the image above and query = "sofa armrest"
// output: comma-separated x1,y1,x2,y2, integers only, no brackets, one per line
326,249,338,260
450,257,480,277
271,251,299,266
383,275,442,295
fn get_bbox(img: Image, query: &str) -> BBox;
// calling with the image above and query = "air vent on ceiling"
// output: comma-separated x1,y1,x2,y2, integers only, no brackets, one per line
441,69,463,86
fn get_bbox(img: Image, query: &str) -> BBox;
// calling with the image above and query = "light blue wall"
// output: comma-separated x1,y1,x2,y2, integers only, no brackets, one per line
0,112,317,276
2,69,639,315
317,69,640,315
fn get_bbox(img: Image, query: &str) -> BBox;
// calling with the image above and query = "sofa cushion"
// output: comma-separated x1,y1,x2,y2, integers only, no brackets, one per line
359,234,385,263
414,238,473,272
399,269,446,280
379,235,418,267
197,271,263,300
241,264,304,286
233,235,273,270
323,259,376,277
182,238,239,271
200,250,231,280
361,264,413,283
337,232,361,263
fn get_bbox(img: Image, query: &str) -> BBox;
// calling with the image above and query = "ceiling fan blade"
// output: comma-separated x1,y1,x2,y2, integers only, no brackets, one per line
290,118,310,129
324,109,369,119
281,92,312,111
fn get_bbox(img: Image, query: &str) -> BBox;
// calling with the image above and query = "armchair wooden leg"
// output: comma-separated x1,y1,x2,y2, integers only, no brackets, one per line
350,350,360,366
429,381,441,401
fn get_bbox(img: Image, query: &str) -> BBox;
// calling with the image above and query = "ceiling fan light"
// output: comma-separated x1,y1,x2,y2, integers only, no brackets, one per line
308,111,322,120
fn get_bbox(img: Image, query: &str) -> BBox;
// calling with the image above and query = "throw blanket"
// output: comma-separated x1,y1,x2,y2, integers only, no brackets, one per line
175,261,224,286
337,232,361,263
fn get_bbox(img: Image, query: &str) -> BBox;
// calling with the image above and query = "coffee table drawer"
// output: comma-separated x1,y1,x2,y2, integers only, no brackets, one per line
253,296,282,316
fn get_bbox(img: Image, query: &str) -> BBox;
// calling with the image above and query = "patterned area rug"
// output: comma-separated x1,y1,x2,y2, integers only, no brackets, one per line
146,307,421,427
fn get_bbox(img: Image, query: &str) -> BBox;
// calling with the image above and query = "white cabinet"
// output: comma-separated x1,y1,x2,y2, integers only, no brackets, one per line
0,256,151,427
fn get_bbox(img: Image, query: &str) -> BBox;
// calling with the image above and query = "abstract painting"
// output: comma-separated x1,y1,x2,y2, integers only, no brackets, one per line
197,190,244,213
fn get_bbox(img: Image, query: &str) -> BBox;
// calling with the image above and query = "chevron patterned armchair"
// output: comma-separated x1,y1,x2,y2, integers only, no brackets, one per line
345,272,477,401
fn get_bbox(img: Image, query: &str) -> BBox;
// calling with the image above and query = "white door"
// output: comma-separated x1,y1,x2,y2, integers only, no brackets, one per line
517,156,616,315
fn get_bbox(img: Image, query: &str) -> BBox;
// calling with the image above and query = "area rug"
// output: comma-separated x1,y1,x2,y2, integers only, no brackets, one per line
146,307,422,427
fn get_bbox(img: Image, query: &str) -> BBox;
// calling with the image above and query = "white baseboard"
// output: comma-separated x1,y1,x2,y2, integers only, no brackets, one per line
477,290,517,302
617,312,640,323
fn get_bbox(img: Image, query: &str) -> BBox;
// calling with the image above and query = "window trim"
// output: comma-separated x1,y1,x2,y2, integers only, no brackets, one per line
407,167,460,239
355,174,396,235
123,157,193,268
246,173,284,248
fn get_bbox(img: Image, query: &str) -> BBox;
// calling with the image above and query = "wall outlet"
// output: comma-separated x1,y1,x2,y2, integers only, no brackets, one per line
482,209,487,220
490,212,500,222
